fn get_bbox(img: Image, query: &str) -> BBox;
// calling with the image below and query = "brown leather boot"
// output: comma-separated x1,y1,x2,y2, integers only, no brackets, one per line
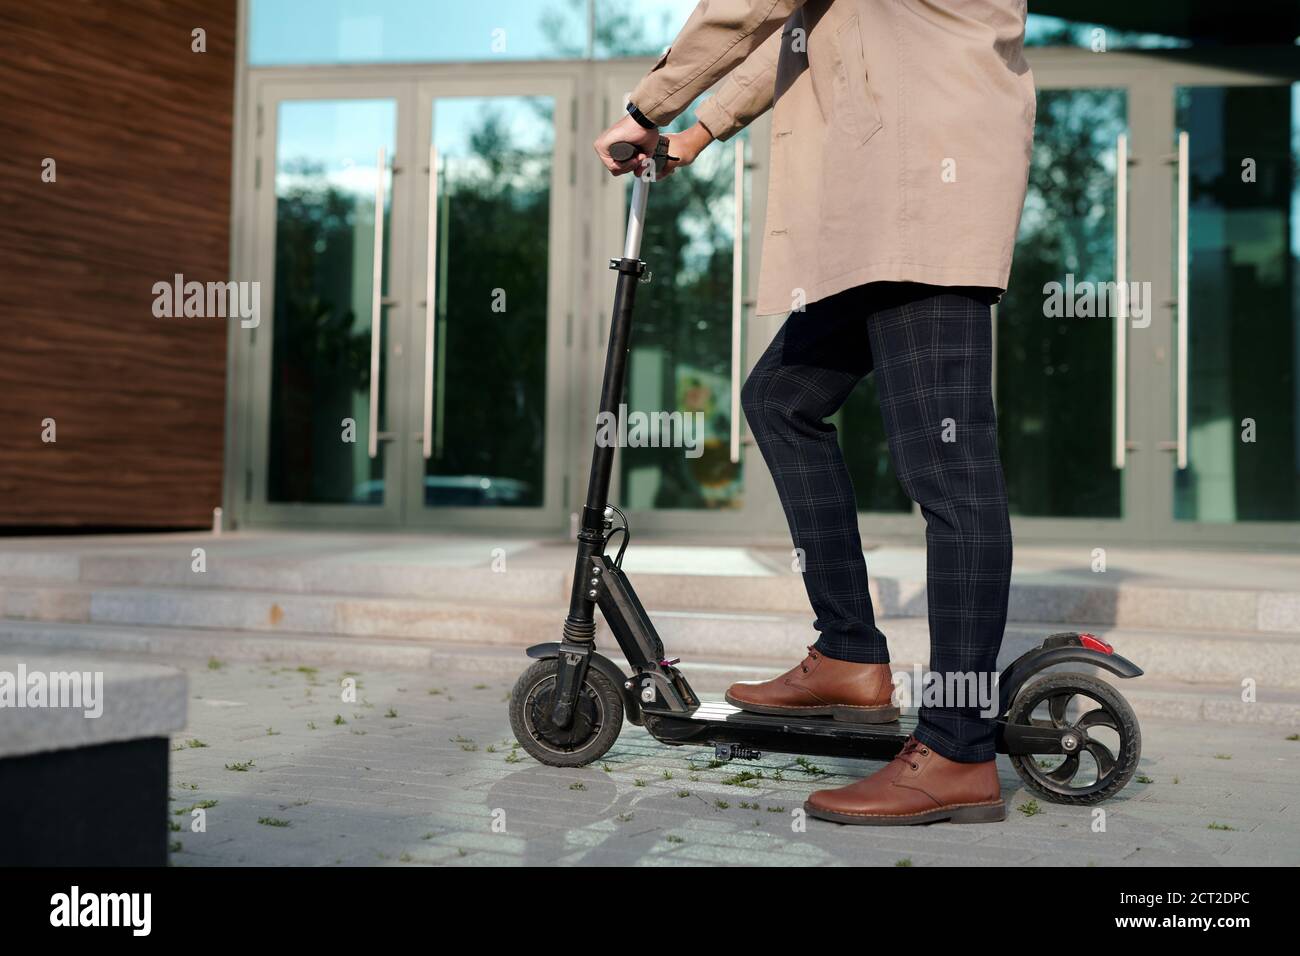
805,736,1005,825
724,646,899,723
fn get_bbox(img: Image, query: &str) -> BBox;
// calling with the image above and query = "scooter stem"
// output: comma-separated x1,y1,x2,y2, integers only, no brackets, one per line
623,173,650,260
560,155,657,648
613,134,673,260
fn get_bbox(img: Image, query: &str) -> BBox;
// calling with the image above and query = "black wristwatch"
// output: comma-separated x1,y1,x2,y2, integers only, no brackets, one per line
626,101,658,130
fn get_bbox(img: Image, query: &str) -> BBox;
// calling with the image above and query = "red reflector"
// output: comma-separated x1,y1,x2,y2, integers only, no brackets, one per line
1079,633,1113,654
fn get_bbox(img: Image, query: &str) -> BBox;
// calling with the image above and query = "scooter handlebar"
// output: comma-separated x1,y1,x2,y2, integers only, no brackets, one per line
610,136,676,176
608,141,640,164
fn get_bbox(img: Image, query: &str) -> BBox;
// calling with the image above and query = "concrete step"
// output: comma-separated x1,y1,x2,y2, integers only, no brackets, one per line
3,580,1299,686
1,597,1298,691
1,620,1294,728
27,557,574,605
0,543,1296,634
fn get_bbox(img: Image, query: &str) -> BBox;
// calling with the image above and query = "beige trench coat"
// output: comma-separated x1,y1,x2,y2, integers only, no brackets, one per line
630,0,1036,316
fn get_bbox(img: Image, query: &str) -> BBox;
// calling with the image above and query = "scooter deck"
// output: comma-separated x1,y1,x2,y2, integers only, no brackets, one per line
642,698,917,762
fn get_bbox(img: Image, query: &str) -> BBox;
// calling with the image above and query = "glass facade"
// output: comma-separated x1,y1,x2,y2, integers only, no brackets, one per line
1024,15,1187,50
249,4,1217,65
248,0,700,65
250,0,584,64
242,3,1300,541
592,0,699,59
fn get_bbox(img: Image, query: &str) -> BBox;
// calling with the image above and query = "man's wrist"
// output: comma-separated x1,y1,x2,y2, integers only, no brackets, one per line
626,101,658,130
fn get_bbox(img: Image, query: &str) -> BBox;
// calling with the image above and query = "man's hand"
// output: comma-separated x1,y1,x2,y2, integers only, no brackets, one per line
593,114,660,175
593,115,716,180
657,122,714,179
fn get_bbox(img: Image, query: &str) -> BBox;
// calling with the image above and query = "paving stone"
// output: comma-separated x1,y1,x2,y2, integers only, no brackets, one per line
120,653,1297,865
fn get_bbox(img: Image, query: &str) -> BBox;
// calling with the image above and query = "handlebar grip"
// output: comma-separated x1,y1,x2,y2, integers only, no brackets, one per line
609,136,677,175
609,141,639,163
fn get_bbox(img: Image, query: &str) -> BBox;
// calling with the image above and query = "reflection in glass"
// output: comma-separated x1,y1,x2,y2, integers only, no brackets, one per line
249,0,586,65
1175,84,1300,522
619,109,744,511
267,99,394,505
998,88,1126,518
249,0,709,64
424,97,553,508
592,0,700,58
1025,15,1187,50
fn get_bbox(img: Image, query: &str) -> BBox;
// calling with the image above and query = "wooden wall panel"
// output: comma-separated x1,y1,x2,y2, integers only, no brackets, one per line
0,0,237,528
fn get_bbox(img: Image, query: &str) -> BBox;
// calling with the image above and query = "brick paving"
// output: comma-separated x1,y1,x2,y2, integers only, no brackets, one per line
166,656,1300,867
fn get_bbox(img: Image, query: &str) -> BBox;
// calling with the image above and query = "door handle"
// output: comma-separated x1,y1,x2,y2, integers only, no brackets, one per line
368,146,390,460
729,139,745,465
1173,130,1189,469
422,144,439,461
1113,133,1129,470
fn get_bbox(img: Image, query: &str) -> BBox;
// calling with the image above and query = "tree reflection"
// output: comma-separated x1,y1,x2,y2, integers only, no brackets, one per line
999,89,1125,518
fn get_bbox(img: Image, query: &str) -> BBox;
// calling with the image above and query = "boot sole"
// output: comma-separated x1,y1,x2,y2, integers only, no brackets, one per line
723,693,900,724
803,799,1007,826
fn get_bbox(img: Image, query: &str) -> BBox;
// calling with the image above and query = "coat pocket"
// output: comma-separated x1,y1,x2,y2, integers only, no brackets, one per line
766,127,792,235
832,15,882,146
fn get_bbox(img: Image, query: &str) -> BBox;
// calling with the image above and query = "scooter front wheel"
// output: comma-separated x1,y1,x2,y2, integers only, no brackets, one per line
509,659,624,767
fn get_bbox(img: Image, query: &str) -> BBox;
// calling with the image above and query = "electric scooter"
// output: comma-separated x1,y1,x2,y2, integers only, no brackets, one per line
509,138,1144,805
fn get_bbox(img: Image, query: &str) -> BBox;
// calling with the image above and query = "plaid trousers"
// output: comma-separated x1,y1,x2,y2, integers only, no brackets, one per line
741,282,1013,762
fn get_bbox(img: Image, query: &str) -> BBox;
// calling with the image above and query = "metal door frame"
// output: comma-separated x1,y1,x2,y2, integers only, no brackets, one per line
239,76,416,528
399,72,577,532
1131,53,1300,548
1013,48,1300,548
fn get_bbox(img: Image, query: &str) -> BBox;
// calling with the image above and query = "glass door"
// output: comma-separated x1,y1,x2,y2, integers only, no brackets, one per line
402,77,575,530
1011,54,1300,547
1158,68,1300,543
834,64,1145,542
243,74,574,530
247,81,414,526
995,75,1138,540
594,69,783,535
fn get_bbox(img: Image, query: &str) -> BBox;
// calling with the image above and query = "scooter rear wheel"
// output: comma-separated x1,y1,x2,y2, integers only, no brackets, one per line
509,659,624,767
1007,672,1141,805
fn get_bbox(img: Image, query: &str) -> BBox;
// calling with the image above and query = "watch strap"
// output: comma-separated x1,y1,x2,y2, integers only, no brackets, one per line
626,101,658,130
